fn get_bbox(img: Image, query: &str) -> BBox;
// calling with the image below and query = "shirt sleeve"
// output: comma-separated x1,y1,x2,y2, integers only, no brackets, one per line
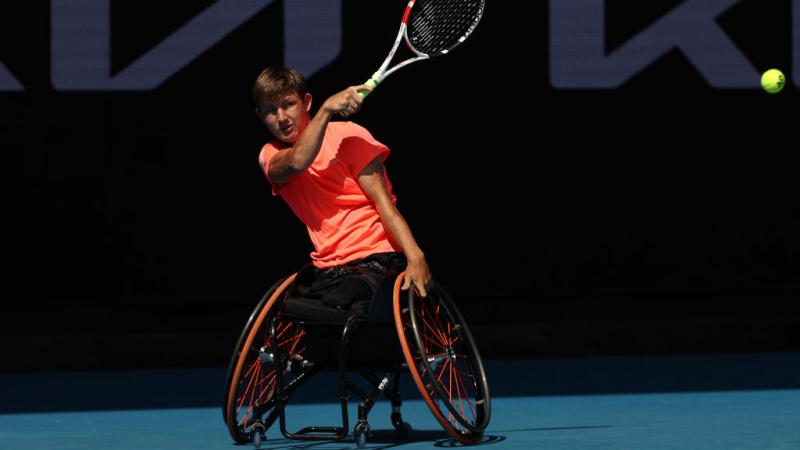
258,143,283,195
337,122,390,177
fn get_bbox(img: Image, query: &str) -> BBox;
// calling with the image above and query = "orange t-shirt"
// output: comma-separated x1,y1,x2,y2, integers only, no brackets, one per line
258,121,400,268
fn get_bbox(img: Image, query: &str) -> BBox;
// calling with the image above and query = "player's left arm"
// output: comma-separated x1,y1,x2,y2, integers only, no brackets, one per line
358,156,431,297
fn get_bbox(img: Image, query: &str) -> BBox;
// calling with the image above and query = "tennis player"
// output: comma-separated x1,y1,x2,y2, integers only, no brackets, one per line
253,66,431,319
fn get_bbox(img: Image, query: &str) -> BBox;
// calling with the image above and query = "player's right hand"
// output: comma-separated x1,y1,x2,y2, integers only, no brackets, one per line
324,85,372,116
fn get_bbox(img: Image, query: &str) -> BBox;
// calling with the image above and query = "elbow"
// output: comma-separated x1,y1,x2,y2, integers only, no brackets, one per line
287,161,307,173
287,153,311,173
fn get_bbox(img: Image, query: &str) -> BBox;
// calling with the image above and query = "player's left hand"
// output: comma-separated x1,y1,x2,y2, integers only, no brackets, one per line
402,257,432,297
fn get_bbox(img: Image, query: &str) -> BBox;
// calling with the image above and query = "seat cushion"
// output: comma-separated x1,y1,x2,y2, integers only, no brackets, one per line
283,296,349,323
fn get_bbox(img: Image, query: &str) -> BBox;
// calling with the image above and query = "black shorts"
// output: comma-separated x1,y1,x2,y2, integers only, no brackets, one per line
285,252,407,321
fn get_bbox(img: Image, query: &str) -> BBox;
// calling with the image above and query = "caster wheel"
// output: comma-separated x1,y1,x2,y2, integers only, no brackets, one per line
354,422,370,448
251,422,266,448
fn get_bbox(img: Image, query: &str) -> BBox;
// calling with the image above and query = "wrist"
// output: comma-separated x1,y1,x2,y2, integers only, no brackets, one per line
405,249,425,264
315,106,334,121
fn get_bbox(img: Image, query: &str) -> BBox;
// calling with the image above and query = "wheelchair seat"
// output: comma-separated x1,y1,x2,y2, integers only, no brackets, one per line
282,265,403,368
282,263,397,325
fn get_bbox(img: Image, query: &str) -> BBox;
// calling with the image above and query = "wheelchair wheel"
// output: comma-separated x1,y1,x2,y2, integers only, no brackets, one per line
393,273,491,444
223,274,309,444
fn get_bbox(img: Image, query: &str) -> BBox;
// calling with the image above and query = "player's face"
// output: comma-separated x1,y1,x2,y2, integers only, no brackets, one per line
257,91,312,143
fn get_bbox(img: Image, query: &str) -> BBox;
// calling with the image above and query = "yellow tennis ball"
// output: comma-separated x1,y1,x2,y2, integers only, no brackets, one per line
761,69,785,94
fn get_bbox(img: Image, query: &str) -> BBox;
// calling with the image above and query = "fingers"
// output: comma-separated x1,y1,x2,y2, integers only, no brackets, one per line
341,85,372,115
338,89,362,117
347,97,360,113
401,274,430,298
354,84,373,96
346,86,366,108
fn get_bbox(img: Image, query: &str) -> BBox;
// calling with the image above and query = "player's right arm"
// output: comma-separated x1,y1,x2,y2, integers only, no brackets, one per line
268,85,372,186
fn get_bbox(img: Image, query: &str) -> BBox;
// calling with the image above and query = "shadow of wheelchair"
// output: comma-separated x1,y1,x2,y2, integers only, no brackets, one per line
237,430,506,449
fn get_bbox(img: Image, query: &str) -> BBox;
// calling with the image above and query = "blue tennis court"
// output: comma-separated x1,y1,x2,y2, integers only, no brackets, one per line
3,353,798,449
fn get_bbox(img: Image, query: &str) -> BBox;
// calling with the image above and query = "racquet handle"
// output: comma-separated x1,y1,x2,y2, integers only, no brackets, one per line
343,78,380,118
357,78,380,99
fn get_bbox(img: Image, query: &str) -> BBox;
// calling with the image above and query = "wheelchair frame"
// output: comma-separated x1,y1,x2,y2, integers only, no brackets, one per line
223,270,490,447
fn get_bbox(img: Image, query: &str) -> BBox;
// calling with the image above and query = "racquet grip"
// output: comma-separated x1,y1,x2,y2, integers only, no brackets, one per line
357,78,380,99
343,78,380,118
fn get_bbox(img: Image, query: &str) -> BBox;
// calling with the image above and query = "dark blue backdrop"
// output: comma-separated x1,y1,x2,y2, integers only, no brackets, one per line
2,0,798,370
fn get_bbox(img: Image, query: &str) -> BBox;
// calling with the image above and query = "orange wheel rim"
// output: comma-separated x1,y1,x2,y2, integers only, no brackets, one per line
225,274,302,438
393,272,488,444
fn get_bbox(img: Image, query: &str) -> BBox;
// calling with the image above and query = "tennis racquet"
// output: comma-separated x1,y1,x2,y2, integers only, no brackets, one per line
358,0,485,98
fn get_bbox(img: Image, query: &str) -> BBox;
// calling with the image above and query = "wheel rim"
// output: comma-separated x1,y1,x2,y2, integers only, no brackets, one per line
393,273,491,443
225,275,308,442
235,317,307,434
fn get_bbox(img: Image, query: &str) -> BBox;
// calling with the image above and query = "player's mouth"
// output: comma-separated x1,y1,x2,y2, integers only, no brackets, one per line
280,124,294,135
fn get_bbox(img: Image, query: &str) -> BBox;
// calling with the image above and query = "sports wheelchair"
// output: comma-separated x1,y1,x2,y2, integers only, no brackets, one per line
223,264,491,447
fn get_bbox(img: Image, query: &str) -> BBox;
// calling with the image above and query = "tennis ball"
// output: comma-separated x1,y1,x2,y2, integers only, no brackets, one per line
761,69,785,94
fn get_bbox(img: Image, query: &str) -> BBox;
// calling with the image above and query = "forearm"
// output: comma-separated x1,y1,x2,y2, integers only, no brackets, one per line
358,157,431,294
379,205,432,295
285,108,334,171
285,84,370,171
378,207,425,263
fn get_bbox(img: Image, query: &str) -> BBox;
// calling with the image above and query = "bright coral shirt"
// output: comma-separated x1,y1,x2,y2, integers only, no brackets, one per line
259,121,400,268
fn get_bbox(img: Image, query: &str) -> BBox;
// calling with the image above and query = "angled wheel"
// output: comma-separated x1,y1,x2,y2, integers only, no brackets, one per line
393,273,491,444
354,422,370,448
223,274,310,444
252,422,266,448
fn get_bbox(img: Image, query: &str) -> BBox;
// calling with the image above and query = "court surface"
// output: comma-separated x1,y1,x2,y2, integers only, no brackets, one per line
2,352,798,450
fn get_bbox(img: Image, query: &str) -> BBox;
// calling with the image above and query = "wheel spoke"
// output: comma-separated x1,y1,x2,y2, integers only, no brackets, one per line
420,332,446,353
420,301,450,346
417,310,449,348
256,370,277,404
287,329,306,354
243,359,259,379
237,361,260,412
453,362,476,424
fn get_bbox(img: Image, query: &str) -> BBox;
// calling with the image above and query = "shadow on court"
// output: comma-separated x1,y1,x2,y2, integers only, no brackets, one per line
240,431,507,449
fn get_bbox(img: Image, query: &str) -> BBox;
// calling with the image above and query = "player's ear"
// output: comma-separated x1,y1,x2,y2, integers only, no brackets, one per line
303,93,313,112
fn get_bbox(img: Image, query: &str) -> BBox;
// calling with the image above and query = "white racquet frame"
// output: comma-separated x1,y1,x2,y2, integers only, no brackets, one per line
347,0,483,111
366,0,430,90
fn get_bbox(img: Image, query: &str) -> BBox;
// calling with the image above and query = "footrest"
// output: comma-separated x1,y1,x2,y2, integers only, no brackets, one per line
288,426,346,440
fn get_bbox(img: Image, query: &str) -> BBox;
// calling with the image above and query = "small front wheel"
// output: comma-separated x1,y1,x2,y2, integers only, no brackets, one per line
354,422,370,448
251,422,266,448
